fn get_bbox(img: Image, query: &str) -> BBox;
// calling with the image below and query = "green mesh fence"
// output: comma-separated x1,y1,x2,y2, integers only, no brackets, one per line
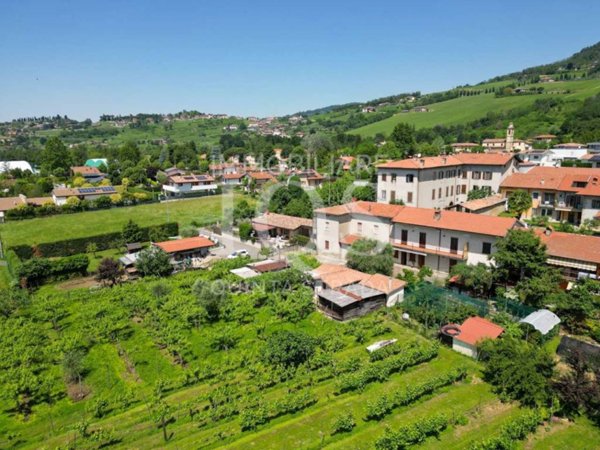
401,283,534,330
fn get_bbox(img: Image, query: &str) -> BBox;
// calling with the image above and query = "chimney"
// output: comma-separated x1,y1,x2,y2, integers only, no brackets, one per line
441,156,447,164
433,208,442,221
419,159,425,168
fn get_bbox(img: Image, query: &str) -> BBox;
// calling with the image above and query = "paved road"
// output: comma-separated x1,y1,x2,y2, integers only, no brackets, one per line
202,230,261,259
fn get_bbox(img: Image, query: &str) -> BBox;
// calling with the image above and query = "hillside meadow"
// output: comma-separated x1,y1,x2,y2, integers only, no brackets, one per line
352,79,600,136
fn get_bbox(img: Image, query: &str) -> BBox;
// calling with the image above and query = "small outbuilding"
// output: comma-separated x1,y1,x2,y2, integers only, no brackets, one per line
520,309,560,335
153,236,216,262
451,316,504,359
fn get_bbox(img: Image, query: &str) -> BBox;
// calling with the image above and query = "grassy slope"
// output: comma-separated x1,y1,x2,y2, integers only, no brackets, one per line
351,79,600,136
0,194,245,248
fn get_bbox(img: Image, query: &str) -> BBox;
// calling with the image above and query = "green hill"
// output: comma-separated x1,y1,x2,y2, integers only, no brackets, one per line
351,79,600,137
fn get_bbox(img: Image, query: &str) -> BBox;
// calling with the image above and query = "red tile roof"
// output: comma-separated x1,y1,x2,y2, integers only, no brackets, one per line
71,166,103,175
315,201,404,219
459,194,506,212
534,229,600,265
222,172,246,180
501,167,600,195
252,212,312,230
455,316,504,346
311,264,404,293
340,234,362,245
248,171,276,181
392,207,518,237
154,237,215,253
360,273,405,294
377,153,513,170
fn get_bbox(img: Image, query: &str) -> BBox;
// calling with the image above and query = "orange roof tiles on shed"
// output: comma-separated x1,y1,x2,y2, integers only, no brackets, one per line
456,316,504,346
360,273,406,294
154,237,215,253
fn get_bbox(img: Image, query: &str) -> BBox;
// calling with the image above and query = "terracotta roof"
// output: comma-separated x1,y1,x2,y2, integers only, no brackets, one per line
455,316,504,346
377,153,513,170
222,172,246,180
71,166,103,175
535,229,600,265
315,201,404,219
459,194,506,212
250,260,289,273
311,264,368,289
0,196,25,211
393,207,518,237
248,171,276,181
360,273,405,294
252,212,312,230
154,236,215,253
340,234,362,245
482,138,506,143
500,167,600,195
26,197,53,206
451,142,479,147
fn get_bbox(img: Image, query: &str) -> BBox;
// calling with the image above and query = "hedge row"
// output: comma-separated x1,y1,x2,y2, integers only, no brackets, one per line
335,342,439,393
239,389,317,431
16,254,90,287
375,413,449,450
9,222,179,259
365,367,467,420
469,409,543,450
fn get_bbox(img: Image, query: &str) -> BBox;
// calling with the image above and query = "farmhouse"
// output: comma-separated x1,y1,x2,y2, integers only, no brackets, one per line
311,264,405,321
314,201,520,275
376,153,518,209
451,316,504,358
51,186,117,206
252,212,313,240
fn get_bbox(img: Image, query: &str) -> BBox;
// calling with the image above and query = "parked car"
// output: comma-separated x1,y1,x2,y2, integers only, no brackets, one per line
227,249,249,259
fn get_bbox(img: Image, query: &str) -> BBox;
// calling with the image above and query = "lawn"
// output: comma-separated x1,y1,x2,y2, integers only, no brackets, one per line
0,193,248,248
352,79,600,136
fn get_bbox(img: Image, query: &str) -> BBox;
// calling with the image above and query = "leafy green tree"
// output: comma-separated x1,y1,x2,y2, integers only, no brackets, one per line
122,219,143,243
390,123,416,156
467,188,489,201
269,184,312,218
150,397,173,442
555,278,600,334
263,330,316,367
507,190,532,218
233,199,255,223
40,136,71,176
450,263,494,297
192,279,230,322
346,238,394,276
479,337,555,407
283,197,313,218
317,175,353,206
118,141,141,164
238,221,253,241
492,229,548,284
135,247,172,277
515,268,562,307
352,185,376,201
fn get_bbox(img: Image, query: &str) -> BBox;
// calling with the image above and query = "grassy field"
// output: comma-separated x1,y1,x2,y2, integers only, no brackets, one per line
352,79,600,136
0,193,247,248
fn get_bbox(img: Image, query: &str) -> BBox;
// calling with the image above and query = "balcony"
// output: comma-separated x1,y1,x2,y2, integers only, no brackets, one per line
391,240,467,260
555,196,582,211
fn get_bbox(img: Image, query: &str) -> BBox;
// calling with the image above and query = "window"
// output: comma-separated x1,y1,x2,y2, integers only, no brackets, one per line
532,192,539,199
446,170,452,178
483,171,492,180
461,185,467,194
381,190,387,200
382,174,387,182
438,187,442,198
438,170,444,179
357,222,363,234
450,186,454,196
407,192,413,203
432,189,436,200
401,229,408,244
445,186,449,197
462,171,467,179
472,171,481,180
593,200,600,209
390,190,396,202
482,242,492,255
391,174,397,183
419,232,426,248
406,174,414,183
325,240,330,250
458,169,462,177
450,237,459,254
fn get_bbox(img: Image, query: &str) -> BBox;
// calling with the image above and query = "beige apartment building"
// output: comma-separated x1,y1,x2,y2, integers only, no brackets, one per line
376,153,518,209
314,201,520,275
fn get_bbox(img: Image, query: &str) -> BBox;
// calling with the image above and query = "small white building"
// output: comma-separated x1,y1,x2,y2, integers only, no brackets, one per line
451,316,504,359
162,174,218,198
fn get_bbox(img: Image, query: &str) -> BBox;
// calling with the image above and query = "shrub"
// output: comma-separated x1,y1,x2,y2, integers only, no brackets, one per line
16,254,89,287
332,411,356,434
375,413,449,450
263,330,316,368
238,221,253,241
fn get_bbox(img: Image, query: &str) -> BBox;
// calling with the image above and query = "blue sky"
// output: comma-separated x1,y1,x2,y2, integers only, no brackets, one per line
1,0,599,121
